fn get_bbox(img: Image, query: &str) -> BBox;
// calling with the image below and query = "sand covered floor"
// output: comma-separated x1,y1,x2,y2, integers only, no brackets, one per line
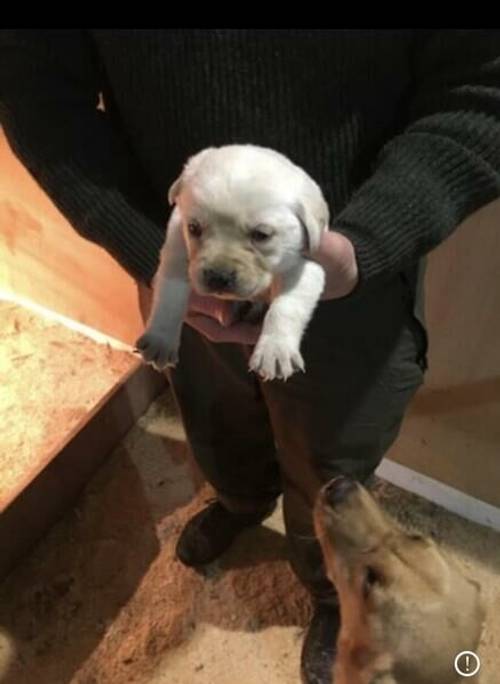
0,390,498,684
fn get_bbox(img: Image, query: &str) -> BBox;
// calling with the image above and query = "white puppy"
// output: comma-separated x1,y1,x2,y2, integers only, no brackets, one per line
136,144,329,381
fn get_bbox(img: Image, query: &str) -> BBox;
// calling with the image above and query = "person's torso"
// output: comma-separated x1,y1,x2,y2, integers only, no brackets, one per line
90,29,419,214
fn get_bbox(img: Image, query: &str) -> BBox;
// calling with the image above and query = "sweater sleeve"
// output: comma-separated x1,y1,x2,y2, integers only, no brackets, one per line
0,29,165,285
335,30,500,287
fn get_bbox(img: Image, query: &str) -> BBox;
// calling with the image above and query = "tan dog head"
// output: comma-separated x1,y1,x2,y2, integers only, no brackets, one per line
314,476,485,684
168,145,329,299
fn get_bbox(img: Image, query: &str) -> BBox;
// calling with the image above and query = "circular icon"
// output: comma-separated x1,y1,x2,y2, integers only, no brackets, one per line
454,651,481,677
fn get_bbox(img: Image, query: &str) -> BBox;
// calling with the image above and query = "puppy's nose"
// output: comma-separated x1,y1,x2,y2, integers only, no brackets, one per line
203,267,237,292
322,476,356,507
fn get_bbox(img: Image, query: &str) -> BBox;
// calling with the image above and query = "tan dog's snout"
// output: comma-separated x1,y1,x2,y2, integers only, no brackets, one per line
320,475,358,508
316,476,391,558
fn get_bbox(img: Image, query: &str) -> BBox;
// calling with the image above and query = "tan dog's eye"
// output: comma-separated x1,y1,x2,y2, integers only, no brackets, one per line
363,566,382,598
188,221,203,238
407,533,425,542
250,228,272,243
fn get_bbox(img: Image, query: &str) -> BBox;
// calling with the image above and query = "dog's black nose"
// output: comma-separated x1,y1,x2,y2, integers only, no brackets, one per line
203,267,237,292
323,476,356,507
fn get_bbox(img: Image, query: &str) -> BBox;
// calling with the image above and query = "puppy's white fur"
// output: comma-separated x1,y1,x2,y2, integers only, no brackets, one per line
137,144,329,381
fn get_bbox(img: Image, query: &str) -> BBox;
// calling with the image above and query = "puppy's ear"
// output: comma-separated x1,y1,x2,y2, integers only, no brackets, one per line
168,175,183,206
294,195,329,254
168,147,217,206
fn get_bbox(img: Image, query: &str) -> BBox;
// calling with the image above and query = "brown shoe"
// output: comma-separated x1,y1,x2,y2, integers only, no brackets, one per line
175,500,276,567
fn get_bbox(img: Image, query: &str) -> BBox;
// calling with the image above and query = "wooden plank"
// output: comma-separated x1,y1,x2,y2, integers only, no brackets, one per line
0,131,146,345
0,361,166,580
0,137,170,579
388,199,500,507
0,299,137,513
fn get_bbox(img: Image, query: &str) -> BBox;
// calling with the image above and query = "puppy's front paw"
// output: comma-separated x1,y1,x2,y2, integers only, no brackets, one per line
249,335,305,381
135,330,179,371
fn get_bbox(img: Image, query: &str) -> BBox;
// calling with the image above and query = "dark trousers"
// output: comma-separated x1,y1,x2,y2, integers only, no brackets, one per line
163,271,427,604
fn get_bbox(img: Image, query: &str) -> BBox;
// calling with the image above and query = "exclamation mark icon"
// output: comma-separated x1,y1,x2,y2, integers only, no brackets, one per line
454,651,480,677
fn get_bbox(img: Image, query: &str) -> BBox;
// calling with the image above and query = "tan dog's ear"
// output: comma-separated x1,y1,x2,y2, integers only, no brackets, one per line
168,175,183,206
294,195,329,254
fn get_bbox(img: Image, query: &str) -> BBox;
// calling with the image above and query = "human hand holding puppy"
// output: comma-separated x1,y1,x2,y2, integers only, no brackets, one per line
136,144,358,380
186,230,359,346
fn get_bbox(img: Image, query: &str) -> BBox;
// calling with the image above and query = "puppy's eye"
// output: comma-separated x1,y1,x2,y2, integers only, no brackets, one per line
250,228,271,243
188,221,203,238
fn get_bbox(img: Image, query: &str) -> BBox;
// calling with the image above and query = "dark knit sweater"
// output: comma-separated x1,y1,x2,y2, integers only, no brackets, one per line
1,30,500,288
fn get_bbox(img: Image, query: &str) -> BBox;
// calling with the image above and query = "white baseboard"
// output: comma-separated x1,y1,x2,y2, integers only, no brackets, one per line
376,459,500,533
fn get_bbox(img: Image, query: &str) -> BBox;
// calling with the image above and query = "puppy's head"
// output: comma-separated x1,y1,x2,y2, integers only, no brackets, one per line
168,145,329,299
314,477,485,684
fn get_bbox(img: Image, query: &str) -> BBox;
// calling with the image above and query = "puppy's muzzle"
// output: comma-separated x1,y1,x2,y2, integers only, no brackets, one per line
202,267,237,294
321,475,357,508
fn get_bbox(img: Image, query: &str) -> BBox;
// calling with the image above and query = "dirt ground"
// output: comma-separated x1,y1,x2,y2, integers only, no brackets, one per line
0,353,499,683
0,301,134,509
